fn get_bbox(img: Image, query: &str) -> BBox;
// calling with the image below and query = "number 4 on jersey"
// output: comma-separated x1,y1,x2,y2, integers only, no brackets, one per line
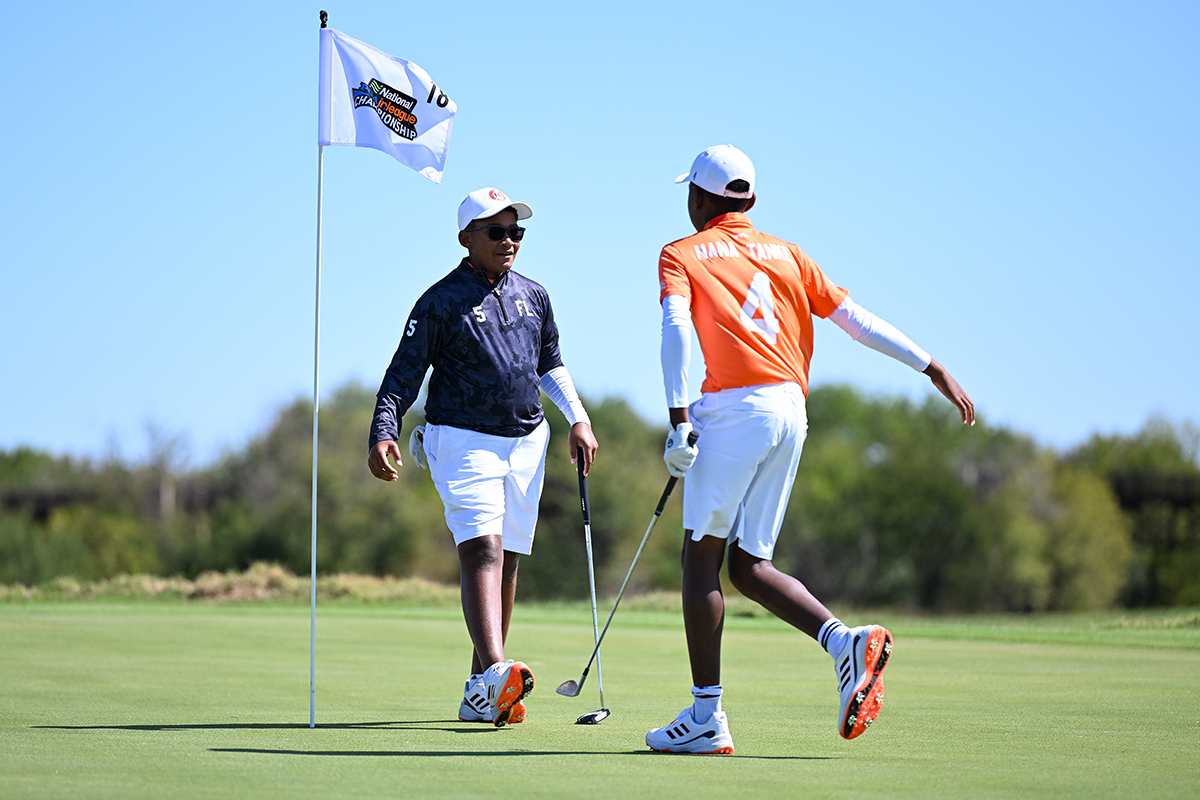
740,272,780,345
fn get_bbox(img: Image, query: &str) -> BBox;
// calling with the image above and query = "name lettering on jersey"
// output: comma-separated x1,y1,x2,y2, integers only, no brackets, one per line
693,240,738,260
473,305,487,323
690,240,791,262
514,299,532,317
747,242,791,261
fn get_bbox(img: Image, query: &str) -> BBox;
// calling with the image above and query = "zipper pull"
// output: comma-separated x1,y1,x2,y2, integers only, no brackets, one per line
492,287,510,323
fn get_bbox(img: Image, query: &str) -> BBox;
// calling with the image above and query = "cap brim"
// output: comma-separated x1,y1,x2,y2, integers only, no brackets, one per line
674,172,691,184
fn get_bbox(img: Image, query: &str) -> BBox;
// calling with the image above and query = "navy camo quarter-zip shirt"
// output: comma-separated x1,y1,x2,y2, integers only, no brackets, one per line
369,258,564,448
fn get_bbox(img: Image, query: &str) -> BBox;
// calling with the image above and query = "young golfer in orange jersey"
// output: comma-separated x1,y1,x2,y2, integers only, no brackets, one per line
645,146,974,755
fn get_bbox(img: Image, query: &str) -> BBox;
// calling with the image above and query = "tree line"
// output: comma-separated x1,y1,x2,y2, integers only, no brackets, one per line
2,382,1197,610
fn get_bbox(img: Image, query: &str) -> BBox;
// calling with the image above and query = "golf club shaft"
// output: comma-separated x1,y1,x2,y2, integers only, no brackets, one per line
573,431,697,681
578,448,604,705
573,477,674,680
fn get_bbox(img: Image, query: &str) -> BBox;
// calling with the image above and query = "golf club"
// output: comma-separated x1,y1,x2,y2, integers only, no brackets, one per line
574,446,609,724
557,431,699,706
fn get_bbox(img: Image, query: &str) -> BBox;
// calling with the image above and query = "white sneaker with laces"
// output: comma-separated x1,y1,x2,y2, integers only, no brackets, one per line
646,707,734,754
833,624,892,739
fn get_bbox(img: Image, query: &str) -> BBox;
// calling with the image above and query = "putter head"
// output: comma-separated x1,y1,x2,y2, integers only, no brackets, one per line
575,708,610,725
556,679,581,697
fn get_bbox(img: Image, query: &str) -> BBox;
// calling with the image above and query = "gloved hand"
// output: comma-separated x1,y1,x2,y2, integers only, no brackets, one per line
663,422,698,477
408,425,429,470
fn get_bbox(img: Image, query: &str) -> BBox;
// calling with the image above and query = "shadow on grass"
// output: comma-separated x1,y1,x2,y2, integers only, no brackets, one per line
33,720,496,733
33,722,837,759
213,747,834,760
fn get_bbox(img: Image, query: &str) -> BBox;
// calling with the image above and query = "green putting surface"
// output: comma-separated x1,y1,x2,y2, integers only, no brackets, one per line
2,602,1197,798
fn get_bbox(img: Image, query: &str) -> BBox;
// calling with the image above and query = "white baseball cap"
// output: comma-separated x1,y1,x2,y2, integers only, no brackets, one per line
674,145,755,199
457,187,533,231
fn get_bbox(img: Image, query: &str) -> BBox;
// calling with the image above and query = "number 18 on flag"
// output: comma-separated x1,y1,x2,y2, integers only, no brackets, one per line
317,27,456,183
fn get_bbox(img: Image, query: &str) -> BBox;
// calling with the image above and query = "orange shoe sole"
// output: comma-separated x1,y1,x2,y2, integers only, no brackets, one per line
494,662,534,728
840,626,892,739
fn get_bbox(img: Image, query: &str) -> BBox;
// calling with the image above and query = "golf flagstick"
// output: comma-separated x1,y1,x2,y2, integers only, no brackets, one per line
574,447,609,724
558,431,698,704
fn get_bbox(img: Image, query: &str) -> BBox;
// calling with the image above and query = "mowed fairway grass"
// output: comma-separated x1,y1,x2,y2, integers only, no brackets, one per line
2,600,1198,799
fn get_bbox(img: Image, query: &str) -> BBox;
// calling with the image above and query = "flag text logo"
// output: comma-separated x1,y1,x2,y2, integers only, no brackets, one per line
352,79,419,141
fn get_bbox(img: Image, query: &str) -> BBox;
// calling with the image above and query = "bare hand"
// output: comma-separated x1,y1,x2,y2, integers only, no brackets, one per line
368,440,403,481
568,422,598,476
923,359,975,426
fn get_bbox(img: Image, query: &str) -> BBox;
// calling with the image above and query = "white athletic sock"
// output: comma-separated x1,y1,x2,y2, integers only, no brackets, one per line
691,685,722,721
818,619,851,657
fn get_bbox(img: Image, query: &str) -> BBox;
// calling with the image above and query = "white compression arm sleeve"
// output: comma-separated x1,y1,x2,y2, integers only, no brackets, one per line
540,366,590,426
661,294,692,408
829,296,932,372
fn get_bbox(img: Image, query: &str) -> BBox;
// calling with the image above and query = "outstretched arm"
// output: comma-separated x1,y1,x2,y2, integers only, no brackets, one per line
923,359,975,426
829,296,974,425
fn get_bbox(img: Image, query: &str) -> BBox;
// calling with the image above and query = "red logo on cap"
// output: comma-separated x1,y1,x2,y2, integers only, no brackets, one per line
489,189,507,201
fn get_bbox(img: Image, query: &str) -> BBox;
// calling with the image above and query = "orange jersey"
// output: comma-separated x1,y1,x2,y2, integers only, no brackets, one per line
659,212,848,397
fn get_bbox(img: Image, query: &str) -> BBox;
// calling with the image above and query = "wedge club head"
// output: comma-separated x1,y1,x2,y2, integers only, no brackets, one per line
556,679,582,697
575,708,610,725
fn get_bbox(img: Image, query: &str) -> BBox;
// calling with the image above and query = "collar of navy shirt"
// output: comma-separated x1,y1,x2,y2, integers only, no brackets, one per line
461,257,510,288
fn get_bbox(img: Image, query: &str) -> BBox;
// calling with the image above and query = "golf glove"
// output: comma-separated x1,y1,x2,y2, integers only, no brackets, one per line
663,422,698,477
408,425,429,470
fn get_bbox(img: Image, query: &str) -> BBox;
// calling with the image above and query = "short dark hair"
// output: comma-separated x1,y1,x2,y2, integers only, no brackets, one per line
695,181,752,215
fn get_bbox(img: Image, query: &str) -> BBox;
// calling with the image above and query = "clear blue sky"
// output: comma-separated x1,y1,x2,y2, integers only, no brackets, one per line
2,1,1197,467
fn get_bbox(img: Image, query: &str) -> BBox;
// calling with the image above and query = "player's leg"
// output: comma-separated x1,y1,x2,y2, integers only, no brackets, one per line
495,549,527,723
727,546,834,638
644,532,734,754
682,533,728,686
459,547,523,723
722,382,824,633
478,421,549,726
722,387,892,740
467,549,519,675
499,550,519,649
425,424,527,723
722,406,830,639
458,535,506,669
679,390,765,692
424,424,507,667
647,391,770,754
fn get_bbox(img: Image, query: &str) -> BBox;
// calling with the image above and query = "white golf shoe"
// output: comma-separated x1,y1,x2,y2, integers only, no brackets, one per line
483,659,534,728
833,624,892,739
459,675,526,724
458,676,491,722
646,707,734,754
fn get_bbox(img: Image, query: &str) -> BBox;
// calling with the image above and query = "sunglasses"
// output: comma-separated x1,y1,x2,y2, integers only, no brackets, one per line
464,224,526,242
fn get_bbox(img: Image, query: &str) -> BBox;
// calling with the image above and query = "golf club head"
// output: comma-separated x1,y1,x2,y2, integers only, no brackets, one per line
556,679,581,697
575,708,610,725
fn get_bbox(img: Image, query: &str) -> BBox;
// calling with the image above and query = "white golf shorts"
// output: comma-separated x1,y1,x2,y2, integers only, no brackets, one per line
423,420,550,555
683,382,808,560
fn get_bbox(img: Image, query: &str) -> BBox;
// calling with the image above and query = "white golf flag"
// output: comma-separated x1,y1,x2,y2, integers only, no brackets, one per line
318,28,456,183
